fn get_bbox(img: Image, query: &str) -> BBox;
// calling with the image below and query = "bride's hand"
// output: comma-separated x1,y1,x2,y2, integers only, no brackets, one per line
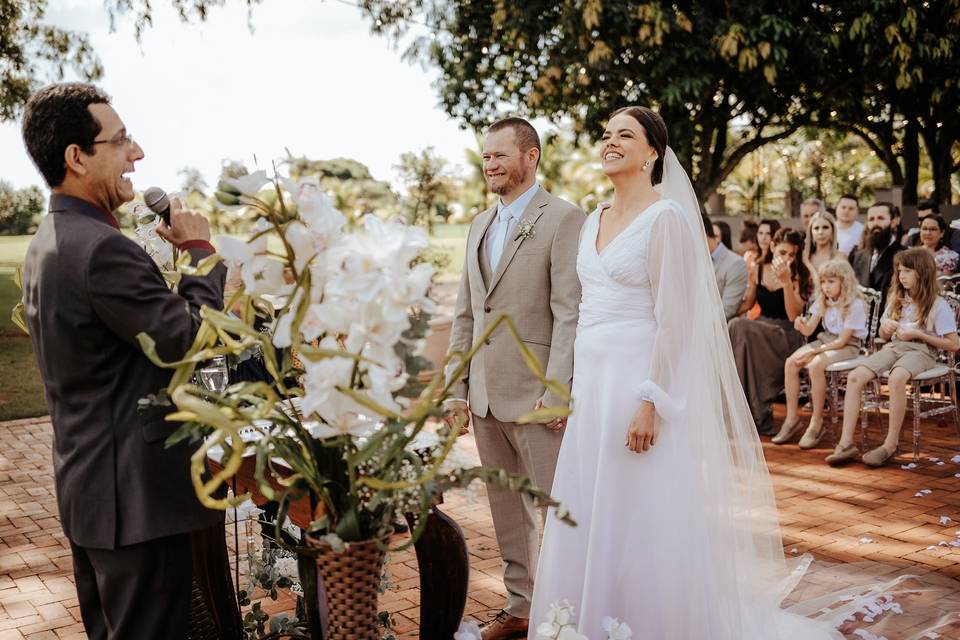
626,401,658,453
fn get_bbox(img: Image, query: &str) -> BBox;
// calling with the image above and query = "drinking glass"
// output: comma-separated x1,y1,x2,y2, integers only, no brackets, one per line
198,355,229,393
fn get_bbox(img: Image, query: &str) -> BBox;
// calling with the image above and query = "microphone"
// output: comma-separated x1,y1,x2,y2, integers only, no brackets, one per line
143,187,171,225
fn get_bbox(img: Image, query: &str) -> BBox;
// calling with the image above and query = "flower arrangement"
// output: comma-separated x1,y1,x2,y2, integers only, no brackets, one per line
138,165,575,549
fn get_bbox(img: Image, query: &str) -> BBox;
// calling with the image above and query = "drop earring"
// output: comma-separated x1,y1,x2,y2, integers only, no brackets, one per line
642,160,650,171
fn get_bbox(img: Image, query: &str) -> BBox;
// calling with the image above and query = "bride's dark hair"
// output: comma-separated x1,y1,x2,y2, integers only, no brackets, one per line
610,106,668,184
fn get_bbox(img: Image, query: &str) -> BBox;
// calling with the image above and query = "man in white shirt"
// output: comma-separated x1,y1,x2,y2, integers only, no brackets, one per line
835,194,864,256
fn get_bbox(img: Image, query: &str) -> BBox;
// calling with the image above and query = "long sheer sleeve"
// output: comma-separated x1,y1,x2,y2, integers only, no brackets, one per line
638,205,700,423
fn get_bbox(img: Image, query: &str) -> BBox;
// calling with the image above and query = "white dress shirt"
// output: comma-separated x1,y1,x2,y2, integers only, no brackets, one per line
486,182,540,268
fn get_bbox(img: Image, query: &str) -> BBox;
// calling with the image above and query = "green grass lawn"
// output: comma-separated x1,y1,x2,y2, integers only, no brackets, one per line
429,224,468,281
0,255,48,421
0,226,470,421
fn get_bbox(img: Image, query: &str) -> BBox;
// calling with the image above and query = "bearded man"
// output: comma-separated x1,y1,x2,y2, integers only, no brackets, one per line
850,201,904,310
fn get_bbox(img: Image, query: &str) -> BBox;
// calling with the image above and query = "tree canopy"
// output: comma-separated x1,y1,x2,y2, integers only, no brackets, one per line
355,0,959,203
3,0,957,204
0,0,103,121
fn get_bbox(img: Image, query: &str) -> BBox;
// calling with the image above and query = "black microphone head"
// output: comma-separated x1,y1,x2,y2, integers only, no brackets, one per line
143,187,170,224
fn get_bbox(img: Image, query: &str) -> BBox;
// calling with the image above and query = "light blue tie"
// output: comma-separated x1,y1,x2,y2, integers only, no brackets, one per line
489,210,515,268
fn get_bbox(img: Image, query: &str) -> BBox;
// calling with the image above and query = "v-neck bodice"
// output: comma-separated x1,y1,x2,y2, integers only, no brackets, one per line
577,199,678,328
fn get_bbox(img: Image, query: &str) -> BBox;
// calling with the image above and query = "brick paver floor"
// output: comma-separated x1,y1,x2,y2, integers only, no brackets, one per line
3,409,960,639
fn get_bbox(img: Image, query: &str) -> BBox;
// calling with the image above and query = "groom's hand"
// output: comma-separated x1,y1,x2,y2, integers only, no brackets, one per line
444,400,471,436
535,398,567,432
626,401,658,453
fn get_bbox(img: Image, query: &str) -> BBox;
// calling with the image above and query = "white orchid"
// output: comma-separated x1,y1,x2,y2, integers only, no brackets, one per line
223,169,270,197
454,621,482,640
538,601,576,638
299,347,354,420
601,617,632,640
360,215,428,267
216,222,288,296
270,289,304,348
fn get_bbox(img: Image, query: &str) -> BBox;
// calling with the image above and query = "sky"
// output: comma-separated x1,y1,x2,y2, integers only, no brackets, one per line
0,0,480,193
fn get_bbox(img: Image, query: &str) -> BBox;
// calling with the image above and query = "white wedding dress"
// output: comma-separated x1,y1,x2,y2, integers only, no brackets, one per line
528,195,844,639
527,150,960,640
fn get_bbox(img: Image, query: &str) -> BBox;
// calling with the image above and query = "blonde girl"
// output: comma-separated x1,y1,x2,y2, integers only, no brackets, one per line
774,259,867,448
826,248,960,467
803,211,841,276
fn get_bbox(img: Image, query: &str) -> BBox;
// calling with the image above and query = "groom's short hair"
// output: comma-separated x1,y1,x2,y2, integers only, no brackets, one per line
488,117,541,162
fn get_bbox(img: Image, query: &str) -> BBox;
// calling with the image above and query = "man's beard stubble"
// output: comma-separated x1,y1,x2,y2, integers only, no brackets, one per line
868,225,894,251
488,168,526,196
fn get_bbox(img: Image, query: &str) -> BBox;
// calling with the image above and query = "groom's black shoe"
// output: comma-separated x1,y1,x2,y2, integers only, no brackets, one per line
480,610,528,640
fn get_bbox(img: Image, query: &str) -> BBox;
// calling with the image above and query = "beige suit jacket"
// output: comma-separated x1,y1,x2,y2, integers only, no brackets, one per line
447,186,585,422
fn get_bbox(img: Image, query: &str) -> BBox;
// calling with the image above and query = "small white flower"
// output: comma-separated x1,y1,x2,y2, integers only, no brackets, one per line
602,617,632,639
223,169,270,197
940,516,952,526
546,601,574,626
515,218,536,240
454,620,482,640
274,556,300,580
242,256,287,296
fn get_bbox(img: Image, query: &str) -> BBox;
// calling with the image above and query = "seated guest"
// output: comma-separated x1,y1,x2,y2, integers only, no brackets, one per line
713,220,733,251
800,197,826,231
729,228,813,433
756,218,781,262
775,259,867,448
803,211,841,276
20,83,226,638
918,214,959,276
827,249,959,467
704,213,748,320
835,194,864,256
849,201,904,310
739,221,760,265
905,198,939,247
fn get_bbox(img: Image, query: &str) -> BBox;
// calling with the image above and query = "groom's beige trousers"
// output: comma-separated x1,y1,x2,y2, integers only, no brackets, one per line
471,414,563,618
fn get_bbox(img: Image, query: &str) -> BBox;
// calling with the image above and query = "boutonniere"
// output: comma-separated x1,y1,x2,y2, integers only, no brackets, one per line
515,219,536,241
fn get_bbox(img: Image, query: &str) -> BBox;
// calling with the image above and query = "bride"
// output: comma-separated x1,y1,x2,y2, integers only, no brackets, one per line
527,107,843,639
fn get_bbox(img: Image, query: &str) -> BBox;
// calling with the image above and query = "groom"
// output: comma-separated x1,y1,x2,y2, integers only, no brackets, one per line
446,117,584,639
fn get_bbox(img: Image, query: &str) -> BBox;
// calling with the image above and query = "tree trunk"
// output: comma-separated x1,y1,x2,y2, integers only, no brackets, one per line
922,127,957,206
932,152,954,206
902,120,920,206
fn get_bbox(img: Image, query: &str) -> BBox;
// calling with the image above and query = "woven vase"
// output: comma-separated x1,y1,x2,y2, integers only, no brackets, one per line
307,535,387,640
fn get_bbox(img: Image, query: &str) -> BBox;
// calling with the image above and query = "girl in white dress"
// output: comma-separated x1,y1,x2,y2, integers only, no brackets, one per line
774,259,867,448
528,107,844,639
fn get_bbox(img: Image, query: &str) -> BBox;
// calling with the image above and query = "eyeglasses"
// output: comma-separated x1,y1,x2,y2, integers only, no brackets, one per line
90,131,136,148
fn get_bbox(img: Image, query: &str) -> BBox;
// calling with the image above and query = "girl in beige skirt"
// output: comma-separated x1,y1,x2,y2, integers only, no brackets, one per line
826,248,960,467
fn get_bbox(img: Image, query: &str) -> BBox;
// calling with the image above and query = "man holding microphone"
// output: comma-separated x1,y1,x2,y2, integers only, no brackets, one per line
20,83,226,639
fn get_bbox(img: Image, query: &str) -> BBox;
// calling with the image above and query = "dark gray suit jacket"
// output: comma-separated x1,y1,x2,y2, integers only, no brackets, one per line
23,194,226,550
